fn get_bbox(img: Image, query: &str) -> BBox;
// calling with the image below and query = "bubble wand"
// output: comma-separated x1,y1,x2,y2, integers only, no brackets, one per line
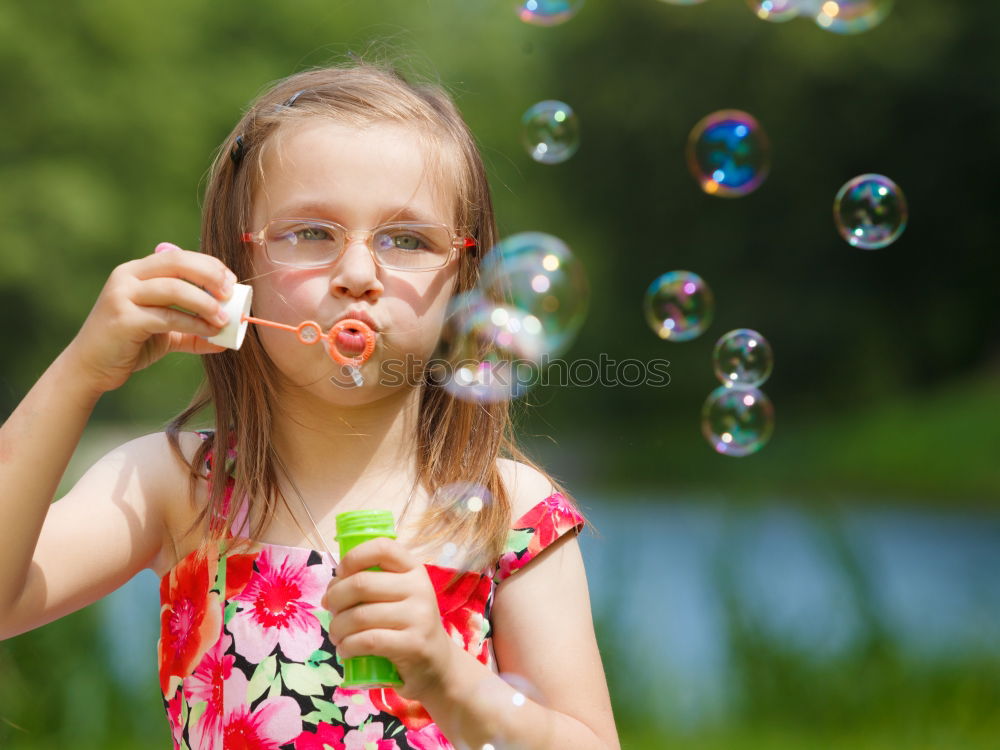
206,283,375,385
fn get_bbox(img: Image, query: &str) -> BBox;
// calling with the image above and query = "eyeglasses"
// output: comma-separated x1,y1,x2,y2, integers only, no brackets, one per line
241,218,476,271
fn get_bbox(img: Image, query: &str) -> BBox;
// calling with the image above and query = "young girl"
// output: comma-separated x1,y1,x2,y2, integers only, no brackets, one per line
0,62,619,750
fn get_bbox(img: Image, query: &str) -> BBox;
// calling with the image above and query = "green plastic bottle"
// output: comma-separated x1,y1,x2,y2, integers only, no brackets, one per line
334,509,404,689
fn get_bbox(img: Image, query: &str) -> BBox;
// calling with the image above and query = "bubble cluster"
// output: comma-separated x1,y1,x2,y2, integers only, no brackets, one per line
516,0,584,26
479,232,588,356
687,110,771,197
701,385,775,457
811,0,892,34
713,329,773,387
521,100,580,165
747,0,800,22
833,173,907,249
643,271,714,342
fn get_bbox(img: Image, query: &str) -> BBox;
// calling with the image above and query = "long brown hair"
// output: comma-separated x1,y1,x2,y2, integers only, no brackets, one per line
166,61,573,570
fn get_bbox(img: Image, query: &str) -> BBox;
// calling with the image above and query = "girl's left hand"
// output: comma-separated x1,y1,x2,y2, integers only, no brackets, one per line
322,538,455,701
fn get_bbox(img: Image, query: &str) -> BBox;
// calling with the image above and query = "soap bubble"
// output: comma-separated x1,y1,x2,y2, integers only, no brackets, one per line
687,110,770,197
643,271,714,342
713,329,773,387
516,0,584,26
521,100,580,165
834,173,907,249
435,481,493,517
747,0,800,22
478,232,588,356
811,0,892,34
436,292,544,403
702,385,774,457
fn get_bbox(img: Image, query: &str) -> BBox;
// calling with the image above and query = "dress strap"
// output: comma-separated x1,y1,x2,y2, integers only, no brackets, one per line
495,492,585,583
194,429,248,537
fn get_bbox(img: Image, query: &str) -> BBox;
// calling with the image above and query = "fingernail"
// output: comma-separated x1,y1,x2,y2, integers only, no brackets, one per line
216,309,230,325
155,242,179,254
222,271,236,298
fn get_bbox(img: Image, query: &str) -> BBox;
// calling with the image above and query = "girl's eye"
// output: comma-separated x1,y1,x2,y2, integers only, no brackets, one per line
295,225,332,242
391,233,425,251
376,226,438,253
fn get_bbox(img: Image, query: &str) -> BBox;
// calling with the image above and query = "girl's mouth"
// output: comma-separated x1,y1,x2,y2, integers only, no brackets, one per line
334,326,367,356
326,318,377,367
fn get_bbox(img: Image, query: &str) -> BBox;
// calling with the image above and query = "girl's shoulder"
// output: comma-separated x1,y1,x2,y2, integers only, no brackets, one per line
496,457,558,517
494,458,586,583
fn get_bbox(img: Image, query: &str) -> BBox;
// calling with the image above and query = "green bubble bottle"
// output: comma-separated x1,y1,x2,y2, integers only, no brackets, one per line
334,509,404,689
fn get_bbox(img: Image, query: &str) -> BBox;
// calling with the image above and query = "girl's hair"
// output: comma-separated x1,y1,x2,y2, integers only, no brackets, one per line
165,60,569,570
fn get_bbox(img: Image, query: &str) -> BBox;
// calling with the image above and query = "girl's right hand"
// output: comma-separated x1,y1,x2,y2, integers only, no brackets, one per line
67,242,237,395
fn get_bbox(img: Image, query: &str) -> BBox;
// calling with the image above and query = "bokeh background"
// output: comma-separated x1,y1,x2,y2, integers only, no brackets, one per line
1,1,998,748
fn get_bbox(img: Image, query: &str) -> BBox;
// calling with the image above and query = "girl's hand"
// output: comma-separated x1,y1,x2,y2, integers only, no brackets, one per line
67,242,236,395
323,538,455,702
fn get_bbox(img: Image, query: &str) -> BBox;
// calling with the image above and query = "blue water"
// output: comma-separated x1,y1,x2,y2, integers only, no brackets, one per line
100,498,1000,725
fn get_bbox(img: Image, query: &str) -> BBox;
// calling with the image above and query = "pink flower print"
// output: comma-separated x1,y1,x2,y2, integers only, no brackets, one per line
165,686,184,749
406,723,454,750
343,722,399,750
229,546,330,663
293,722,346,750
184,634,234,750
333,687,380,726
222,669,303,749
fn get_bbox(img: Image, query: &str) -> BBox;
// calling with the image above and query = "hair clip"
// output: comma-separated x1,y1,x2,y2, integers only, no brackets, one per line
280,89,307,108
229,135,246,169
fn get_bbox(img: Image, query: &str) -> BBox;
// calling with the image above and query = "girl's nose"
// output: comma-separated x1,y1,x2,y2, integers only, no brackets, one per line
329,236,383,300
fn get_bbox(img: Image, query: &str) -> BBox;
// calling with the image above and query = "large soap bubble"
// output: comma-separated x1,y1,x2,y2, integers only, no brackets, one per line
687,110,771,198
436,291,545,403
747,0,800,22
702,385,774,457
810,0,893,34
713,329,773,387
479,232,588,356
643,271,714,342
521,100,580,164
516,0,585,26
834,173,907,249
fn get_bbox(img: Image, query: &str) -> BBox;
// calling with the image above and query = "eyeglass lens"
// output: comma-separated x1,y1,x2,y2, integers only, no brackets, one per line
264,219,454,270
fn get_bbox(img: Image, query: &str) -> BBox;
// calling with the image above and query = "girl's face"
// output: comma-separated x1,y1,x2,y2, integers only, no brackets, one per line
247,118,462,404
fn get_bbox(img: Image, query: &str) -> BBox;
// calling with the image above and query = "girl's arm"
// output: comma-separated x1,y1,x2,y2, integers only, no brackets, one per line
0,247,232,639
427,464,619,749
326,463,620,749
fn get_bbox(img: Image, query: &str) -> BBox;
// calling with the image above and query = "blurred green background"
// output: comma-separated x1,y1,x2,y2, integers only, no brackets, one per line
1,1,998,748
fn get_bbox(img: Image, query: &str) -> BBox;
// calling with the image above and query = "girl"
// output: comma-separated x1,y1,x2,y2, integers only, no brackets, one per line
0,62,619,750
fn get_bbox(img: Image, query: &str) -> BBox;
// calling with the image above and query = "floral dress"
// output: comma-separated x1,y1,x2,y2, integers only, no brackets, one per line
158,432,585,750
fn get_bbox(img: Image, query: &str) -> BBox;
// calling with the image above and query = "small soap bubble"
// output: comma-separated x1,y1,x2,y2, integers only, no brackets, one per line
460,673,554,750
687,110,770,198
438,292,544,403
436,482,493,517
643,271,714,342
834,173,907,249
701,385,774,457
811,0,892,34
516,0,584,26
521,100,580,165
713,329,773,387
479,232,588,356
747,0,800,22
